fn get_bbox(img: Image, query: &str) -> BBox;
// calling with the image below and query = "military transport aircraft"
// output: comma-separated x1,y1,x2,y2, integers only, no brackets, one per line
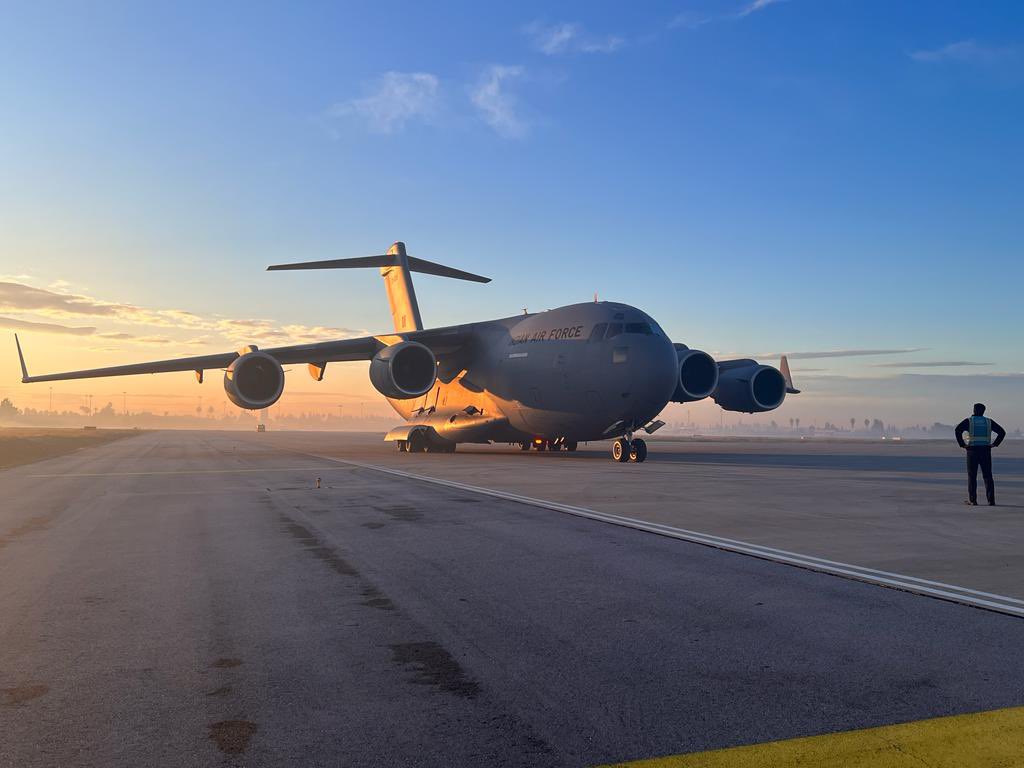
15,242,798,462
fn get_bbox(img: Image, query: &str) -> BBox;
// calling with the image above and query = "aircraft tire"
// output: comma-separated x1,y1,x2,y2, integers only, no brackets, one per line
520,442,531,451
549,441,561,452
397,440,408,453
629,439,648,463
408,431,427,453
565,441,578,452
612,438,630,462
536,441,547,451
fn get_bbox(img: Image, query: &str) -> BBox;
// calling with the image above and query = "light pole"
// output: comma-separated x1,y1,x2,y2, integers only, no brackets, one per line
48,387,52,413
122,391,127,416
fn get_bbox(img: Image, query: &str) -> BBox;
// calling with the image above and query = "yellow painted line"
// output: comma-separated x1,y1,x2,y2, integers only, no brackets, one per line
598,706,1024,767
28,466,351,478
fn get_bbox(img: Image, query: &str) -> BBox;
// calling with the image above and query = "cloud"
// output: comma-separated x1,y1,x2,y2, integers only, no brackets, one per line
735,0,788,18
0,315,96,335
470,65,529,138
870,361,993,368
909,40,1015,63
669,12,713,30
0,281,125,317
670,1,785,31
1,279,368,349
0,280,209,328
525,22,623,55
757,348,927,360
330,72,440,134
214,318,365,345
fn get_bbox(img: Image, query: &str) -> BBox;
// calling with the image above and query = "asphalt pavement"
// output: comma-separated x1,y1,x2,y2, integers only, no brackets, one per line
2,430,1024,767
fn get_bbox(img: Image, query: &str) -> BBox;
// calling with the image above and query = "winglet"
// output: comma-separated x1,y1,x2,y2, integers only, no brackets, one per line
780,355,800,395
14,334,30,382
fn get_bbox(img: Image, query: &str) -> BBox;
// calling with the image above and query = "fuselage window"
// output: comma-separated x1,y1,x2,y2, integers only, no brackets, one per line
606,322,623,339
625,322,654,335
588,323,608,342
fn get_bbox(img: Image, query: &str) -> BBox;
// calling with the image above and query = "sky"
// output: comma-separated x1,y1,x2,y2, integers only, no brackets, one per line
1,0,1022,427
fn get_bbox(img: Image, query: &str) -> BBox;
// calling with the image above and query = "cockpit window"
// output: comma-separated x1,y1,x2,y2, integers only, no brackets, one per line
606,323,624,339
625,322,654,335
588,323,607,342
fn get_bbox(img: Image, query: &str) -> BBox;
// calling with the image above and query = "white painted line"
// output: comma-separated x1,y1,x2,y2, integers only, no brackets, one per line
316,455,1024,619
29,466,353,478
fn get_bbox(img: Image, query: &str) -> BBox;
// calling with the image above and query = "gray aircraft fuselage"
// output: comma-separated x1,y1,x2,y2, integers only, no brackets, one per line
387,301,677,444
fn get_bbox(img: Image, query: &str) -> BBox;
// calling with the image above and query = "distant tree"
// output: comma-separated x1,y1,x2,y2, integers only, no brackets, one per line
850,417,856,431
0,398,19,420
864,418,870,430
207,405,215,417
795,418,801,428
79,405,90,415
789,418,794,428
97,402,115,418
871,419,885,433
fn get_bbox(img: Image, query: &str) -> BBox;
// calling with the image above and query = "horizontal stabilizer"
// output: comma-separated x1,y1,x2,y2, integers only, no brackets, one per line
267,254,490,283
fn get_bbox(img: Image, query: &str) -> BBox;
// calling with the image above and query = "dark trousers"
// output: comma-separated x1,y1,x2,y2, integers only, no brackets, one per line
966,446,995,504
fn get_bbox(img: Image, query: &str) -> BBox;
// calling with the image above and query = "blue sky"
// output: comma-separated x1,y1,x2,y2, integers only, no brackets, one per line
1,0,1022,425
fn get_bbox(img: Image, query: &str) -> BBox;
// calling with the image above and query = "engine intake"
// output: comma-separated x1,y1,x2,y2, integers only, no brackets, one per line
712,361,786,413
671,349,719,403
369,341,437,399
224,349,285,410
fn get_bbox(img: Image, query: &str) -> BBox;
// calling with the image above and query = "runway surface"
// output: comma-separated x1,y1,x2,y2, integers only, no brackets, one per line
3,430,1024,766
270,431,1024,600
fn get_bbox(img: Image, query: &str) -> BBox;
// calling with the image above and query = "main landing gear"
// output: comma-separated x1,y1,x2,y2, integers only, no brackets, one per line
397,432,456,453
612,437,647,463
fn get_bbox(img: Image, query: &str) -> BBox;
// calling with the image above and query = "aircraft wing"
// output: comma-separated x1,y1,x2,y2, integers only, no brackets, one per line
15,326,475,384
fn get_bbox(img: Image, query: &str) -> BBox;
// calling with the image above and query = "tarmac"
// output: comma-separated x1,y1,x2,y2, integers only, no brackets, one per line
2,430,1024,766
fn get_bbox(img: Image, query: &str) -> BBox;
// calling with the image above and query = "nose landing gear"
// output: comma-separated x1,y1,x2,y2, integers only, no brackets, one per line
612,437,647,463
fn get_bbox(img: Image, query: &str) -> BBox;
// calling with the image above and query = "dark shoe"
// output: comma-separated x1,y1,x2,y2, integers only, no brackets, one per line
964,500,978,506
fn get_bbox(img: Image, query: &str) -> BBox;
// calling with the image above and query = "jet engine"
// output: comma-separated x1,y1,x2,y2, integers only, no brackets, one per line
671,349,719,403
369,341,437,399
712,360,786,413
223,349,285,410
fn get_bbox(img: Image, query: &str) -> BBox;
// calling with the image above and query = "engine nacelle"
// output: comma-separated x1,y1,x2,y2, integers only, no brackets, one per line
369,341,437,399
671,349,719,403
712,361,786,413
223,349,285,410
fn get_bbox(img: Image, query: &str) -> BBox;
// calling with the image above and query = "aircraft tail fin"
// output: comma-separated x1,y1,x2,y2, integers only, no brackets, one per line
267,241,490,333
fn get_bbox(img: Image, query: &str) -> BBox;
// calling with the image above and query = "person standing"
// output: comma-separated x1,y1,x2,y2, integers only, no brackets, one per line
955,403,1006,506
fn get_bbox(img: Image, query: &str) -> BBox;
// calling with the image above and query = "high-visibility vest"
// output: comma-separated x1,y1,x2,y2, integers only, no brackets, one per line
967,416,992,447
